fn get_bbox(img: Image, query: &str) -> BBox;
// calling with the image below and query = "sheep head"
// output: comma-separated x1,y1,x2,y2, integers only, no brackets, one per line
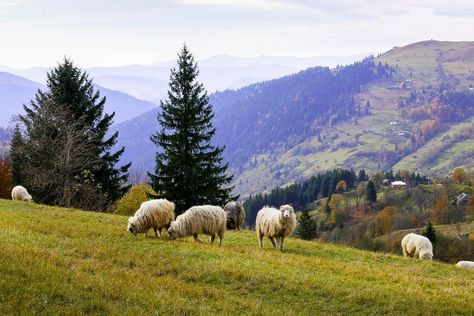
127,217,138,236
279,204,294,221
167,224,178,240
420,252,433,260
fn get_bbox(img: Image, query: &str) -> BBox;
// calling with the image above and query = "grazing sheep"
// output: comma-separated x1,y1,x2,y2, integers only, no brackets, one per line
11,185,33,202
167,205,226,245
456,261,474,270
256,204,296,251
127,199,175,238
401,233,433,260
224,201,246,230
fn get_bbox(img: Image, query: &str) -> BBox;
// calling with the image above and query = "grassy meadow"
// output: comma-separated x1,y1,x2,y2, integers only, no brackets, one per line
0,199,473,315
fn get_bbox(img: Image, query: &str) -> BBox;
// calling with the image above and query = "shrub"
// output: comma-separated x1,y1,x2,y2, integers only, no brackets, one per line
434,234,474,263
114,185,156,216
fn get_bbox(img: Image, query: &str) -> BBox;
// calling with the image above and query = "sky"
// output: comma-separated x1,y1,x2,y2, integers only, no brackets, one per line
0,0,473,68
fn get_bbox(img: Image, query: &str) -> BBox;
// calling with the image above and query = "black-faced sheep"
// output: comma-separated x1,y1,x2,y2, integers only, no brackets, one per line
127,199,175,238
456,261,474,270
255,204,296,251
224,201,246,230
11,185,33,202
401,233,433,260
167,205,226,245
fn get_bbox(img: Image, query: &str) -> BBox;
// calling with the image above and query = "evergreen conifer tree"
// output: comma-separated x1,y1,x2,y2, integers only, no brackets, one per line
149,45,234,214
10,124,26,185
423,222,437,244
366,180,377,203
12,58,130,208
296,209,317,240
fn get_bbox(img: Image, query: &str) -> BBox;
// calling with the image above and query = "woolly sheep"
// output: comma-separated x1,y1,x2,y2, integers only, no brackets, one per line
456,261,474,270
127,199,175,238
11,185,33,202
255,204,296,251
224,201,246,230
167,205,226,245
401,233,433,260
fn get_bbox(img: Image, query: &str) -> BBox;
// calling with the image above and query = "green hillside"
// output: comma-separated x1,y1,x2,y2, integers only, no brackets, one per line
1,199,473,315
233,41,474,195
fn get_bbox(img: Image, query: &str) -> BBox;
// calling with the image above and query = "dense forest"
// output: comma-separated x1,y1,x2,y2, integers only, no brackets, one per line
243,168,430,227
212,58,393,167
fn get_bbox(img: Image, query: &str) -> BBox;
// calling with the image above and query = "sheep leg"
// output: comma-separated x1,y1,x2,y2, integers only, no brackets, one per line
279,237,285,251
269,237,277,249
153,227,159,238
257,231,264,248
210,234,216,244
218,229,224,246
193,234,202,243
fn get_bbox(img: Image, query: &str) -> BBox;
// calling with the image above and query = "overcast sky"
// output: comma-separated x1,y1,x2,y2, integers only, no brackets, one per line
1,0,473,68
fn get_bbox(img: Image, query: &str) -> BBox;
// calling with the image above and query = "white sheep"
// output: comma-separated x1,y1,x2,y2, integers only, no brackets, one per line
127,199,175,238
11,185,33,202
167,205,226,245
255,204,296,251
456,261,474,270
401,233,433,260
224,201,246,230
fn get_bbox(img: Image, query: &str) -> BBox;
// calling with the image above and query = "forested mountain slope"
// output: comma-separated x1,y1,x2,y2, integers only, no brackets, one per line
115,41,474,196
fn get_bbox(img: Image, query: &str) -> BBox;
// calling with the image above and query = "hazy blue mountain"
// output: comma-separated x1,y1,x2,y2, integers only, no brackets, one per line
0,72,42,127
8,54,367,104
93,75,168,104
0,72,157,128
0,126,10,142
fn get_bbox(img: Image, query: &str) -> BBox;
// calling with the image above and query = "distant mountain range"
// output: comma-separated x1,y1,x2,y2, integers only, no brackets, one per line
1,54,367,104
0,72,157,128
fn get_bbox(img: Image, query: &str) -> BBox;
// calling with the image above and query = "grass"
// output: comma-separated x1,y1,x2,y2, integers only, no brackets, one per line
1,199,474,315
394,116,474,172
377,222,474,244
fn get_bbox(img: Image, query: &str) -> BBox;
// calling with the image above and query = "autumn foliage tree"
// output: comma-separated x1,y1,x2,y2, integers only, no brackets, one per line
375,206,397,236
0,156,13,199
430,198,449,225
335,180,347,193
451,167,467,184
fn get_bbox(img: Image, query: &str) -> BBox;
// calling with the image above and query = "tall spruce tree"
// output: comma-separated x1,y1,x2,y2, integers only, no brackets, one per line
366,180,377,203
296,209,317,240
423,222,437,244
10,124,26,185
12,58,130,209
149,45,234,214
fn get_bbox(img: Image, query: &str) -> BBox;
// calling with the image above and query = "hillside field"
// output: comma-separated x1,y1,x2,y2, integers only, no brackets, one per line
0,199,473,315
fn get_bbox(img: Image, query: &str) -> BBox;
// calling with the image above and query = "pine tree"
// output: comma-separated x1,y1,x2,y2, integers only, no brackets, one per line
366,180,377,203
423,222,437,244
42,58,130,202
13,58,130,209
149,45,234,214
296,209,317,240
10,124,26,185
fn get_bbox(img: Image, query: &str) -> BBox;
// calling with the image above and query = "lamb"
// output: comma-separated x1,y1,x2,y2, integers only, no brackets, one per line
401,233,433,260
456,261,474,270
11,185,33,203
224,201,246,230
255,204,296,251
167,205,226,245
127,199,175,238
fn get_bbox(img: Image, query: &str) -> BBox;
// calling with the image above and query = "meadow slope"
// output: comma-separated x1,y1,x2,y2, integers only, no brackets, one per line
0,199,473,315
